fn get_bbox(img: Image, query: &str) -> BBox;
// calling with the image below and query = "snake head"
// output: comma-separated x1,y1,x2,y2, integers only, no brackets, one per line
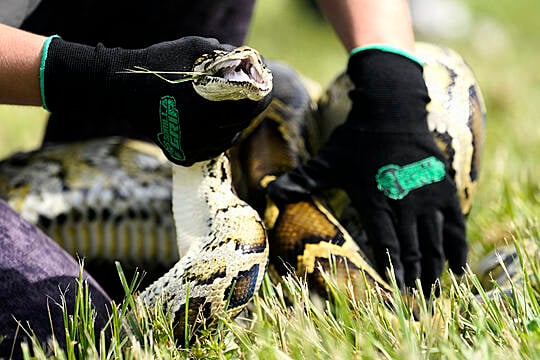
192,46,273,102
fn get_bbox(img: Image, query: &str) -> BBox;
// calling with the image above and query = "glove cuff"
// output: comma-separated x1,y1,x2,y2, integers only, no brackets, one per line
349,44,424,67
39,35,60,111
41,37,147,112
346,48,430,133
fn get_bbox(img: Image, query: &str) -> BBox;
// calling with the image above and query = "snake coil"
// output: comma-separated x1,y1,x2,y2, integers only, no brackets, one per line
0,43,486,336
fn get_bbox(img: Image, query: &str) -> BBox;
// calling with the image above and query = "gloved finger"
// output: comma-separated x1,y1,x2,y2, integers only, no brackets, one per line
205,124,244,144
442,200,467,276
214,100,272,131
195,137,235,161
267,157,338,205
266,171,313,204
363,210,405,289
171,36,234,56
394,216,421,289
418,211,445,296
217,117,255,131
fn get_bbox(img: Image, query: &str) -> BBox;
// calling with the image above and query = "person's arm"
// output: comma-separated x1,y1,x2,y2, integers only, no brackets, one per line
0,25,271,166
268,0,467,294
0,23,46,105
316,0,415,52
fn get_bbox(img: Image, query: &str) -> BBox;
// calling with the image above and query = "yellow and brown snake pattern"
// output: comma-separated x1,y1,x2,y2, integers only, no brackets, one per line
0,43,486,335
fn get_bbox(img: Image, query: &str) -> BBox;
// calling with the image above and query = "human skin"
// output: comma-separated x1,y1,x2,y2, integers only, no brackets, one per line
0,23,45,105
0,0,415,106
316,0,415,52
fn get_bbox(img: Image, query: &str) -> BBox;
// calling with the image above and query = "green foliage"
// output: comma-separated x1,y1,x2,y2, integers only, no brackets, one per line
2,0,540,358
17,233,540,359
0,105,46,159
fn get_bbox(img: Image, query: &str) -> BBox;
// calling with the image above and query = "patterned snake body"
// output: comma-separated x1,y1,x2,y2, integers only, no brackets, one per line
140,155,268,335
0,43,486,333
138,47,271,332
316,43,485,215
0,139,178,265
252,43,486,299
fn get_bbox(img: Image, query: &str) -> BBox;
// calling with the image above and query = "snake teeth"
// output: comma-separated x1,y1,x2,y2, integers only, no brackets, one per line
0,43,487,341
192,46,273,101
216,59,254,83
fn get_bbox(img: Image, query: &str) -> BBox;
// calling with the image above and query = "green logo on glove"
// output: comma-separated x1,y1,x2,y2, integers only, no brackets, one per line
157,95,186,161
375,156,446,200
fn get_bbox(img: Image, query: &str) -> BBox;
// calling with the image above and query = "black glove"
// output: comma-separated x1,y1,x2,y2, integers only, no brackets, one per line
267,49,467,293
41,36,271,165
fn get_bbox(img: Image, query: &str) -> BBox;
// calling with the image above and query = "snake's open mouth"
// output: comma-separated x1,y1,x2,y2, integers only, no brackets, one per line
214,58,265,85
193,46,273,101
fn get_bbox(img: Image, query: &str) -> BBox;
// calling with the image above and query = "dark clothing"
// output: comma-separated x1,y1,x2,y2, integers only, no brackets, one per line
0,2,255,355
0,200,111,359
18,0,256,144
20,0,255,48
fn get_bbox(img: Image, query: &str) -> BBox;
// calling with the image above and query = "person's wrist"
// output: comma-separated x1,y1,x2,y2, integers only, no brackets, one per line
349,44,423,67
345,49,430,133
39,35,60,111
346,48,424,89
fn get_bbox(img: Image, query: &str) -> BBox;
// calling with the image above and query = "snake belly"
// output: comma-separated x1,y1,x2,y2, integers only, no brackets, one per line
0,46,274,336
134,46,273,334
139,155,268,337
0,43,486,334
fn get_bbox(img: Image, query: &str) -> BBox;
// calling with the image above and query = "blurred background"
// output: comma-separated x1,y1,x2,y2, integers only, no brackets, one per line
0,0,538,261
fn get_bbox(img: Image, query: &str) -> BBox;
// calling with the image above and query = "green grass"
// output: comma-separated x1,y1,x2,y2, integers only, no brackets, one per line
0,105,47,159
2,0,540,358
15,235,540,359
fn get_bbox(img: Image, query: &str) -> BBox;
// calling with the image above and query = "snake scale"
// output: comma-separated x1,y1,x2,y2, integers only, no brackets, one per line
0,43,485,336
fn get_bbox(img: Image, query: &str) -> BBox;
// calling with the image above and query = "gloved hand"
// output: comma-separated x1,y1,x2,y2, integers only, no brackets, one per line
40,36,271,165
267,48,467,294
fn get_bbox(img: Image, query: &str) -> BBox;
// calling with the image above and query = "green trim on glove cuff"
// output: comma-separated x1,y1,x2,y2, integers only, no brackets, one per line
39,35,61,112
350,44,424,67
